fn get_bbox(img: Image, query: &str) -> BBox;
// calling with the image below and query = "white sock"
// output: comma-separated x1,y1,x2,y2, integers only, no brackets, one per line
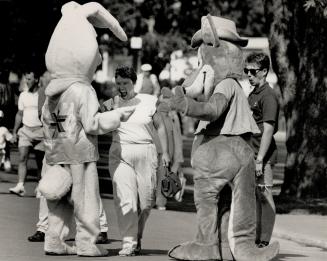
16,182,24,188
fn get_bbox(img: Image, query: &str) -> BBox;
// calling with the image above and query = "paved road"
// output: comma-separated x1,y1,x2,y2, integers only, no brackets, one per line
0,178,327,261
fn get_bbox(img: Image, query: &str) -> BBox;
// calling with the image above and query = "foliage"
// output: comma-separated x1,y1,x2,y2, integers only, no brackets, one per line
0,0,268,74
263,0,327,198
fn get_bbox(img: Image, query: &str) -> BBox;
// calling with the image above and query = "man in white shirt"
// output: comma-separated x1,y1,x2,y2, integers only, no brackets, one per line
9,69,44,196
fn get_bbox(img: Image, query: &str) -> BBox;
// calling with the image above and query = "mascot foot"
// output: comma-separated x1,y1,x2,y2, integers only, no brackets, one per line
45,237,77,256
168,241,221,261
77,244,109,257
234,241,279,261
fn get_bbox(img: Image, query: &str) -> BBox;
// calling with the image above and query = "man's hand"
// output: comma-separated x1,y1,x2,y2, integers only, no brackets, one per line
116,106,136,122
11,133,17,143
255,159,263,177
161,152,171,168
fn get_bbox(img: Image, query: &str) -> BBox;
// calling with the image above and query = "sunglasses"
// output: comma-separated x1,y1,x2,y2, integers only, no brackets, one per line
244,68,262,76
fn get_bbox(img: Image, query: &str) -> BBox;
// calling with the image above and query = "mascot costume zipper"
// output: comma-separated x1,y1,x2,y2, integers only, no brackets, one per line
38,1,135,256
164,15,280,261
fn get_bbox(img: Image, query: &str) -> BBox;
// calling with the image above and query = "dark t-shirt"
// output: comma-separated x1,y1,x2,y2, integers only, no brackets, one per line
248,82,279,163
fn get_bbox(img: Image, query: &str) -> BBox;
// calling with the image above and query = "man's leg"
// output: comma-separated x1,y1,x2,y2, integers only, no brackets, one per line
96,198,110,244
9,146,29,196
34,149,45,180
228,138,279,261
256,163,276,245
28,196,48,242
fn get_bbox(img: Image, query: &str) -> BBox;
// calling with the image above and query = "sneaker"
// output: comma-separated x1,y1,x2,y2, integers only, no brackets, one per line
96,232,109,244
9,185,25,197
28,231,45,242
156,206,166,211
118,247,136,257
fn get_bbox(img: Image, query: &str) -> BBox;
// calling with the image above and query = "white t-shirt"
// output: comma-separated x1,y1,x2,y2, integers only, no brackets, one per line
18,91,42,127
112,94,157,144
0,126,13,149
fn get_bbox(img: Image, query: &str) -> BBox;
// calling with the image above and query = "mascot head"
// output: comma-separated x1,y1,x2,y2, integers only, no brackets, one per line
45,1,127,83
182,15,248,100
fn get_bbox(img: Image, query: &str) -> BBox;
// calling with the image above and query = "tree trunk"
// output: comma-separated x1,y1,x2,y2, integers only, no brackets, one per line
263,0,327,198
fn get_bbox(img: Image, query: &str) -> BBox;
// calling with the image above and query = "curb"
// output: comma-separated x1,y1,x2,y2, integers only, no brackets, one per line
273,229,327,250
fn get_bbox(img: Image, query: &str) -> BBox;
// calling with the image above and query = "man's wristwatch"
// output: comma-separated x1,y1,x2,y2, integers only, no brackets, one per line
255,159,263,164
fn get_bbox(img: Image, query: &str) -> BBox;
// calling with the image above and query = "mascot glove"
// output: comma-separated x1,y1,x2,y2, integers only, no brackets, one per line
38,165,72,201
161,86,188,114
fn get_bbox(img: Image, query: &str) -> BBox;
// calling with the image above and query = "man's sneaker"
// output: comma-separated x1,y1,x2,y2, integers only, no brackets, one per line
96,232,109,244
28,231,45,242
156,206,166,211
118,247,136,257
9,185,25,197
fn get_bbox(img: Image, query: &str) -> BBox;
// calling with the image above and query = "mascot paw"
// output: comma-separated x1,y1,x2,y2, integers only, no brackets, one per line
161,86,187,113
168,241,221,261
233,241,279,261
78,244,109,257
45,234,77,255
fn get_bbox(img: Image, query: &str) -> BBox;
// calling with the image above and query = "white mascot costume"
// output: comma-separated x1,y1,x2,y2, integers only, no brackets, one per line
39,1,134,256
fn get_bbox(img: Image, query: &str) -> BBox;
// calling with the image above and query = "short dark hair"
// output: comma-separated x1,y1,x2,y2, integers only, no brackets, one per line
115,66,137,84
245,52,270,72
21,66,41,80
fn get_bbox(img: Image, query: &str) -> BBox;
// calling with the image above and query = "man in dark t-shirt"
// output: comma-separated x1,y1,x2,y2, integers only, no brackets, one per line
245,52,279,248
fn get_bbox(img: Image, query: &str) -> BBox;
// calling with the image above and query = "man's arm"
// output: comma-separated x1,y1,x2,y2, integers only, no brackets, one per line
255,121,274,176
12,110,23,141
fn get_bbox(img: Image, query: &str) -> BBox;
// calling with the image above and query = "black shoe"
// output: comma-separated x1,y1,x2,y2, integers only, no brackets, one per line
96,232,109,244
135,239,141,255
28,231,45,242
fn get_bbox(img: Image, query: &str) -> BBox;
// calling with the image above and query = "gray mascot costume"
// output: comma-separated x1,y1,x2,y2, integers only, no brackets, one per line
164,15,280,261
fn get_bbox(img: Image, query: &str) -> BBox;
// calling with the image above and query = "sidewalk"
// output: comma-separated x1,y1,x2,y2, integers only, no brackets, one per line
273,214,327,249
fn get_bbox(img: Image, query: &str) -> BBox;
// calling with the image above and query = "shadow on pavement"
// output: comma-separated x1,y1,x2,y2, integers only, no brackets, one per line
109,249,167,256
165,190,196,213
276,253,307,260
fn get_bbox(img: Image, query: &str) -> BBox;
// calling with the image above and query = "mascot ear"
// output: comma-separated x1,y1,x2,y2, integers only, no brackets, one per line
191,30,203,48
79,2,127,41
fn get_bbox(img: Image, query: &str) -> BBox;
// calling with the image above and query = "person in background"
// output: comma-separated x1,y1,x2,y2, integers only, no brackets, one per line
0,69,15,171
0,110,15,171
155,90,185,210
245,52,279,248
106,66,170,256
9,68,44,196
134,64,160,97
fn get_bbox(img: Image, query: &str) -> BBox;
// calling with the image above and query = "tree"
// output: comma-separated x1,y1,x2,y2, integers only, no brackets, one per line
263,0,327,198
